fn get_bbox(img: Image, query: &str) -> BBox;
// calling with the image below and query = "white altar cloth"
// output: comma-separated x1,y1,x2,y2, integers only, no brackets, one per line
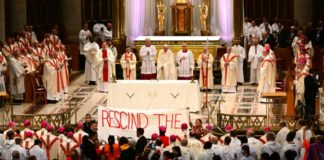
134,36,221,41
107,80,201,112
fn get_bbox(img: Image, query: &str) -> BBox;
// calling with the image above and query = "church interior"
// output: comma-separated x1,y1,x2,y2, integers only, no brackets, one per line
0,0,324,159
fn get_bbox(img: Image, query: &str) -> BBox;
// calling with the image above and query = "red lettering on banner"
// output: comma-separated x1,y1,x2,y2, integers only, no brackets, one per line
120,112,128,129
165,114,174,129
139,113,149,128
113,111,120,128
131,113,138,129
101,110,110,127
153,114,164,127
174,113,182,129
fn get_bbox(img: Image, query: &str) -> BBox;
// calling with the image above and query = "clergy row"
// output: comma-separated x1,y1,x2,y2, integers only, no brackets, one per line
0,120,91,160
1,29,69,103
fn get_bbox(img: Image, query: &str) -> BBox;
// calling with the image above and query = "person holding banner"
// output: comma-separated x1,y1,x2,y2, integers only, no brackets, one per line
95,41,115,92
198,47,214,90
120,46,137,80
139,38,157,80
176,43,195,80
157,44,177,80
220,47,238,93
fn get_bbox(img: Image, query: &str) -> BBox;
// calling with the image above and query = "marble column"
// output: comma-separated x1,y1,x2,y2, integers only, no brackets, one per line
112,0,126,59
233,0,243,40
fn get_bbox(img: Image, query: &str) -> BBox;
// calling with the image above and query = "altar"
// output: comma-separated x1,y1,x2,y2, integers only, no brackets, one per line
107,80,201,112
134,36,221,60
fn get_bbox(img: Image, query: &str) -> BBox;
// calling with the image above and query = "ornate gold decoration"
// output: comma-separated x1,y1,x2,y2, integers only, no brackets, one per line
157,2,166,32
199,2,208,31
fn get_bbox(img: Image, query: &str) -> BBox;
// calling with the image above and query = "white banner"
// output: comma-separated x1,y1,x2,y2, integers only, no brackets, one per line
98,106,189,142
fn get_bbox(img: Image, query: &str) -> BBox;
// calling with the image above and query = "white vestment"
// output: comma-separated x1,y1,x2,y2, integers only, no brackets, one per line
10,144,28,160
73,130,89,146
176,50,195,78
84,42,99,82
8,56,25,100
157,49,177,80
248,26,260,44
180,146,194,160
108,45,118,75
58,138,79,160
43,59,63,101
280,143,300,160
22,138,35,150
35,128,48,139
248,45,264,83
188,137,203,160
220,53,238,92
40,133,60,160
199,149,215,160
95,49,115,92
257,53,276,94
79,29,92,55
0,52,7,92
294,127,313,160
198,53,214,89
120,52,137,80
232,45,246,83
139,45,157,75
29,145,47,160
260,141,281,157
20,128,34,140
222,145,235,160
248,137,264,159
275,127,290,148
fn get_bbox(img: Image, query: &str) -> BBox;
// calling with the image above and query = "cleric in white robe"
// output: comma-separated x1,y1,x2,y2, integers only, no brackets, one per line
120,46,137,80
84,41,99,85
0,51,7,92
95,42,115,92
8,50,25,102
248,37,264,84
231,39,246,84
107,39,118,76
220,47,238,93
198,47,214,89
176,43,195,80
79,23,92,56
157,44,177,80
139,38,157,79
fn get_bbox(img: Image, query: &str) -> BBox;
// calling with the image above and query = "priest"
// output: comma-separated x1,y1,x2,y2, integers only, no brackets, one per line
157,44,177,80
220,47,238,93
257,44,277,95
176,43,195,80
95,41,115,93
57,44,69,93
231,39,246,84
198,47,214,90
248,37,264,85
120,46,137,80
84,40,99,85
139,38,157,79
43,50,63,103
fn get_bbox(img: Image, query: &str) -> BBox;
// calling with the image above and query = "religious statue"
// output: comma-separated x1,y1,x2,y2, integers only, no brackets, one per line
199,2,208,31
157,3,166,32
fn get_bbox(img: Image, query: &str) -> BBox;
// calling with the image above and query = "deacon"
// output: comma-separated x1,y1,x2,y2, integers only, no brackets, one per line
8,50,25,103
43,50,63,103
257,44,277,95
198,47,214,89
220,47,238,93
120,46,137,80
84,40,99,85
248,37,264,84
95,41,115,93
176,43,195,80
232,39,246,84
139,38,157,79
157,44,177,80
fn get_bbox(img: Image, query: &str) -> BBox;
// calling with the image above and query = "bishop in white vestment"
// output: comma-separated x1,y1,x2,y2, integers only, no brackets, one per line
120,46,137,80
220,47,238,93
248,38,264,84
198,47,214,89
84,41,100,84
157,44,177,80
139,38,157,79
176,43,195,80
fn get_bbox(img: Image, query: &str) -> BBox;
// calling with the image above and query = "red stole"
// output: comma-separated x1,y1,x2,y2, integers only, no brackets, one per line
57,52,69,85
45,59,64,92
102,50,109,82
60,141,78,157
40,135,59,160
222,54,237,85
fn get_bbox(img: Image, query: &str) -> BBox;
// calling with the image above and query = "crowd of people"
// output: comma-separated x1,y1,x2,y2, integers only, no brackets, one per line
0,115,323,160
0,25,69,103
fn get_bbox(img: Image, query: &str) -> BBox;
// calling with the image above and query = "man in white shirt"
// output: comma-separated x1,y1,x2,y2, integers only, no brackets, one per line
10,138,27,160
248,37,263,84
176,43,195,80
79,22,92,72
139,38,157,79
29,139,47,160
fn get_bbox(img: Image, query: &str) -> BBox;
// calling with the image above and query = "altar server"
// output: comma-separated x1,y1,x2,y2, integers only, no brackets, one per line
176,43,195,80
84,41,99,85
139,38,157,79
40,125,60,160
157,44,177,80
95,41,115,92
257,44,277,94
43,50,63,103
120,46,137,80
232,39,246,84
8,50,25,103
248,37,264,84
220,47,238,93
198,47,214,89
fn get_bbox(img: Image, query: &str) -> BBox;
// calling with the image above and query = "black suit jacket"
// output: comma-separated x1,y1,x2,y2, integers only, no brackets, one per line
81,140,98,160
135,136,148,155
304,75,318,100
